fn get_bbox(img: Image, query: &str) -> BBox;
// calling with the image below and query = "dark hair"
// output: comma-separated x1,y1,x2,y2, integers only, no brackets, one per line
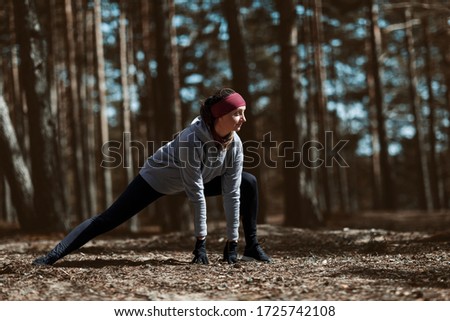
200,88,236,149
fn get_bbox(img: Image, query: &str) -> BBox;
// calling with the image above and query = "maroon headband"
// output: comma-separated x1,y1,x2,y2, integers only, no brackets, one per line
211,93,246,118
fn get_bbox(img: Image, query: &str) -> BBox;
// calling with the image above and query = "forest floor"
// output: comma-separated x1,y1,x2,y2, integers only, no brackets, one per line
1,210,450,301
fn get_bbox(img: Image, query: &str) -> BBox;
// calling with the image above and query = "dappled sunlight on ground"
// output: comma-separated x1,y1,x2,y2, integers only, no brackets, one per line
1,211,450,300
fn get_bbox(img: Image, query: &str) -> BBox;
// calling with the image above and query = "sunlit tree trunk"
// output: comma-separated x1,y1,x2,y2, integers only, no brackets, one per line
404,7,432,211
75,0,97,217
94,0,113,209
0,80,16,224
119,0,137,231
13,0,66,232
367,0,395,210
7,0,27,158
0,94,35,229
0,42,36,230
85,6,98,214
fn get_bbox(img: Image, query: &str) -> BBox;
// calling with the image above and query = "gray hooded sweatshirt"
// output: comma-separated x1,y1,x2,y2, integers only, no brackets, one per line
139,117,243,240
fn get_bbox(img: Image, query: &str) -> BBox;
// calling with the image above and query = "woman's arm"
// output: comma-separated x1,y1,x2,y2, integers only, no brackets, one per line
222,138,244,241
178,133,208,239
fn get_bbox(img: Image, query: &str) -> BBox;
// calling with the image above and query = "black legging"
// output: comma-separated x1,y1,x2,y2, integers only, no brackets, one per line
46,171,259,262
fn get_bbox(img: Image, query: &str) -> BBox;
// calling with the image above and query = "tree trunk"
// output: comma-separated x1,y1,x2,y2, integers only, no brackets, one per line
0,176,13,223
302,5,321,219
367,0,396,210
0,94,35,230
119,0,138,231
76,0,97,217
221,0,268,223
94,0,113,209
443,22,450,209
421,13,440,210
7,0,27,158
85,6,99,214
277,0,321,227
64,0,88,221
136,0,157,222
48,0,70,222
13,0,66,232
140,0,155,144
404,7,432,211
310,0,332,219
153,0,189,232
365,28,383,210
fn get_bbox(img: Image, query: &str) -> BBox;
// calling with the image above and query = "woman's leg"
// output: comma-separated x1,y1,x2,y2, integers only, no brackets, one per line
204,171,258,246
238,172,271,262
239,172,258,247
204,171,270,261
33,174,164,265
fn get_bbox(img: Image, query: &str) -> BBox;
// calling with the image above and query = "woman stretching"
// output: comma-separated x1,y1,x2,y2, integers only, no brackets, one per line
32,88,271,266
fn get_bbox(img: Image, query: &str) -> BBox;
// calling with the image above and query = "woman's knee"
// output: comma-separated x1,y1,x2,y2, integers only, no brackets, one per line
241,171,258,193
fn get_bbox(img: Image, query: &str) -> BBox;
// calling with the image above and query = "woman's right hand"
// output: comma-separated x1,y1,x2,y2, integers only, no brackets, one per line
192,238,209,264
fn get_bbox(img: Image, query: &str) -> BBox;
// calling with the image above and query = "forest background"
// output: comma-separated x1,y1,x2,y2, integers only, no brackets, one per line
0,0,450,235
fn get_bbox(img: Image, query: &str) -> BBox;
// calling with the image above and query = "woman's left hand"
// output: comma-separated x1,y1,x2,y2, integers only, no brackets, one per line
192,238,209,264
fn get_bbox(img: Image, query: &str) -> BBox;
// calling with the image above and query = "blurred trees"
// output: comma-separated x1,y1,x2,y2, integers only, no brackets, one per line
11,0,66,231
367,0,396,210
0,0,449,232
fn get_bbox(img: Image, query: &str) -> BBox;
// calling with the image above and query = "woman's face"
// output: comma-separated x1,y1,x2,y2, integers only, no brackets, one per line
215,106,246,136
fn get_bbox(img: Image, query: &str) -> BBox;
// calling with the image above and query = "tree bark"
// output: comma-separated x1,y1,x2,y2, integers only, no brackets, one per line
310,0,332,219
277,0,321,227
0,94,35,230
367,0,396,210
76,0,97,217
404,7,432,211
94,0,113,209
221,0,268,223
64,0,88,221
421,12,440,210
153,0,189,232
443,20,450,209
13,0,66,232
119,0,138,231
7,0,27,158
84,6,98,214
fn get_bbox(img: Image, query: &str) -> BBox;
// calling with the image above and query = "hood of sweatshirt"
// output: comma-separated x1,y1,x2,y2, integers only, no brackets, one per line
189,116,214,143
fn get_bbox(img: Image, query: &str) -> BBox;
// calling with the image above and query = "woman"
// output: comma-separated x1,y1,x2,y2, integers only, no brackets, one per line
32,88,271,266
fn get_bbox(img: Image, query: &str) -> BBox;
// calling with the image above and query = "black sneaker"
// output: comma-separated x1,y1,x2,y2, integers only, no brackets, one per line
32,253,58,266
223,241,238,264
242,243,272,263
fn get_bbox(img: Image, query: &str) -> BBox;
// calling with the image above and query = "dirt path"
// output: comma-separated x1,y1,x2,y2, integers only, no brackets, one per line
1,216,449,300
